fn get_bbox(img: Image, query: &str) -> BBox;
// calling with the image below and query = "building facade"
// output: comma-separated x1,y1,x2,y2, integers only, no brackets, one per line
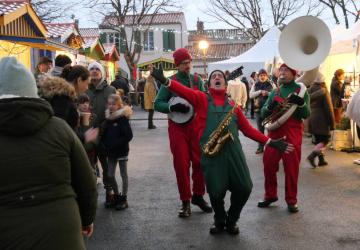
186,21,255,77
99,12,188,77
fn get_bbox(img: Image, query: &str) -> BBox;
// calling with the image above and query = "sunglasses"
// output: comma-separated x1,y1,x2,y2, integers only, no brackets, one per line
90,67,101,71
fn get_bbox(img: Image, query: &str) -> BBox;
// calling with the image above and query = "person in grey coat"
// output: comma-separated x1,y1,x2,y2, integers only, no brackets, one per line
307,73,335,168
86,61,116,207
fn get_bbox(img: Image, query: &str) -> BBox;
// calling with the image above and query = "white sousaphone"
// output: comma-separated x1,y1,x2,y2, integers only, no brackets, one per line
263,16,332,131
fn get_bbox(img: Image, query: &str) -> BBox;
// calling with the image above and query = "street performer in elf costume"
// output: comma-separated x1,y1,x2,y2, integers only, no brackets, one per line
151,66,293,235
259,63,310,213
154,48,212,217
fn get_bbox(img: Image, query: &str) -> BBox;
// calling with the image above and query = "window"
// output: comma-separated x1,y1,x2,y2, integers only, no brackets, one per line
163,30,175,52
143,31,154,51
109,33,115,43
113,32,127,53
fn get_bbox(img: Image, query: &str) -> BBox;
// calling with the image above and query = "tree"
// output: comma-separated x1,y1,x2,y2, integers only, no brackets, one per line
30,0,78,22
206,0,322,41
319,0,360,28
88,0,178,82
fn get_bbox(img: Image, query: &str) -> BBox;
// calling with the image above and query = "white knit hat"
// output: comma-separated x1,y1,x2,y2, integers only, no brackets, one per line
315,72,326,83
0,57,38,99
88,61,105,80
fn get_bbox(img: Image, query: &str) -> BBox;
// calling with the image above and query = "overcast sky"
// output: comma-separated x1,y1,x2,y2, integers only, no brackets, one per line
73,0,346,30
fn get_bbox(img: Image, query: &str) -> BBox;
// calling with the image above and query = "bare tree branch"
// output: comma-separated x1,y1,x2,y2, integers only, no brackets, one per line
87,0,179,82
206,0,322,41
319,0,360,28
31,0,82,22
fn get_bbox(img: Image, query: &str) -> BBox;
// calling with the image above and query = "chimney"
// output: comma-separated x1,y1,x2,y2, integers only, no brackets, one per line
197,19,204,34
74,19,79,29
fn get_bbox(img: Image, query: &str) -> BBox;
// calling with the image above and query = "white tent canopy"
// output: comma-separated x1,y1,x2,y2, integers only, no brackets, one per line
208,26,281,76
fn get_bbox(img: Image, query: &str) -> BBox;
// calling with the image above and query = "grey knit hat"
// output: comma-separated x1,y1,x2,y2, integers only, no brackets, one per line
0,57,38,98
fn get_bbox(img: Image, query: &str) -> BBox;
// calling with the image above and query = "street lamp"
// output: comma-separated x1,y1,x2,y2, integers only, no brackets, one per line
198,40,209,77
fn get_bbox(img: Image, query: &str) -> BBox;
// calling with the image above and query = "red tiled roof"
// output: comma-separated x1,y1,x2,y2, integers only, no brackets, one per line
0,1,27,16
186,43,253,60
45,22,76,38
79,28,99,38
101,12,184,27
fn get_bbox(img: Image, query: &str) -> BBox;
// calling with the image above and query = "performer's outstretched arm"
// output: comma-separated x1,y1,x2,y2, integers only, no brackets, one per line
234,107,268,144
167,79,205,110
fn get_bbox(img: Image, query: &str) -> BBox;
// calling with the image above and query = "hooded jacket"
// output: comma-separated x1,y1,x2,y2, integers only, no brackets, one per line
101,106,133,158
40,76,79,129
0,97,97,250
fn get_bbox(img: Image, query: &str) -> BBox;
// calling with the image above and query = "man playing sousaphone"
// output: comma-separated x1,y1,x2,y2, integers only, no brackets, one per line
259,63,310,213
154,48,212,217
151,66,293,235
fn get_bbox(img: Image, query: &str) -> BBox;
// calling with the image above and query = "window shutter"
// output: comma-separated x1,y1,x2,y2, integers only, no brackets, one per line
163,30,169,51
120,32,126,53
100,32,107,43
169,31,175,51
135,30,142,52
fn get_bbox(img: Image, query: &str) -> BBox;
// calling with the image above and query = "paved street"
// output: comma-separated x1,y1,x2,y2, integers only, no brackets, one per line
87,107,360,250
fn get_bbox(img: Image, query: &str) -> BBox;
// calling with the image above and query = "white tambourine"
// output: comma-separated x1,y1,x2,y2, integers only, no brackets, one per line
168,96,195,124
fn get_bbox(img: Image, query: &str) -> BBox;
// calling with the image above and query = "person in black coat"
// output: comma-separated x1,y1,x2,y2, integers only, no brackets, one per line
307,73,335,168
101,94,133,210
111,73,130,104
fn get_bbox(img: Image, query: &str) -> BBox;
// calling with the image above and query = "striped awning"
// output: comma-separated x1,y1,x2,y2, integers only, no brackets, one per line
137,57,176,71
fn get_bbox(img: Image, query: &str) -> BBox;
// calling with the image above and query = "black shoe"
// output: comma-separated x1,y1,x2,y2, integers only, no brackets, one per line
191,195,213,213
115,195,128,210
209,223,225,235
257,198,278,208
148,125,157,129
179,201,191,218
287,204,299,213
104,192,115,208
307,151,319,168
226,223,239,235
318,153,328,166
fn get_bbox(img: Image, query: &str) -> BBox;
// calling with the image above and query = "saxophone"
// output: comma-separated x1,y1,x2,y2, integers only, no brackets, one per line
202,104,237,157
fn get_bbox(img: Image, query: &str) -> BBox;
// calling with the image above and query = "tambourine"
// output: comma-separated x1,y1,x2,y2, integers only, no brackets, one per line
168,96,195,124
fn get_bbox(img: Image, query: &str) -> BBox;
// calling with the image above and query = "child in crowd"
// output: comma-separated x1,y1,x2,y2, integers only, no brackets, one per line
100,94,133,210
77,94,99,180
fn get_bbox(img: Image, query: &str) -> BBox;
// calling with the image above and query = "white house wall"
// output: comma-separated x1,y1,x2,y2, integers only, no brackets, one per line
101,19,188,77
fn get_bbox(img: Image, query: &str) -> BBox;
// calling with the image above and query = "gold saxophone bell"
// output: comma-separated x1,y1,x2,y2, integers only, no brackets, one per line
202,104,237,157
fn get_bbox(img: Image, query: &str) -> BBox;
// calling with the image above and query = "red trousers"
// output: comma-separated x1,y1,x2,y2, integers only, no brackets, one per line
263,118,303,205
168,120,205,201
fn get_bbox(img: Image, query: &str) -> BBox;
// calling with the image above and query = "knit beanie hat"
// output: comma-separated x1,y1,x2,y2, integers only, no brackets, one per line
207,70,228,86
315,72,326,83
88,61,105,79
279,63,297,76
173,48,192,66
0,57,38,99
258,68,268,75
